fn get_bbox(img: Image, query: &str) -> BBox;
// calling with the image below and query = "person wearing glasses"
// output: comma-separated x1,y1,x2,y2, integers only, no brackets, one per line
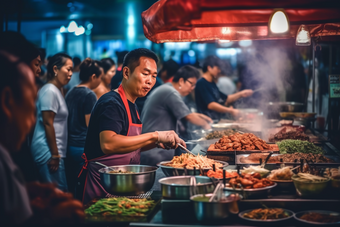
140,65,212,166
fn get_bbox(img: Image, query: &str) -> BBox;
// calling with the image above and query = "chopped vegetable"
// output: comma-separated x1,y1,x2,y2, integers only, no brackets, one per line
277,140,323,154
292,173,329,182
85,197,155,217
241,166,270,178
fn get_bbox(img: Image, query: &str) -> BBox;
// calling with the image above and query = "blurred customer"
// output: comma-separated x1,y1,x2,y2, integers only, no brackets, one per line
64,56,81,92
0,31,42,182
65,58,103,195
195,56,253,121
158,59,179,83
141,65,212,166
111,50,129,89
93,58,116,99
0,51,84,226
31,53,73,191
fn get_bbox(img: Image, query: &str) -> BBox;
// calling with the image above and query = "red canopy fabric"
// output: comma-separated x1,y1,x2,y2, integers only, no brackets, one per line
141,0,340,43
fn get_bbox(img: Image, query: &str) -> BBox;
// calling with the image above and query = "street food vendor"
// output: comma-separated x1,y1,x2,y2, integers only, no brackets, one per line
195,55,253,121
80,48,185,204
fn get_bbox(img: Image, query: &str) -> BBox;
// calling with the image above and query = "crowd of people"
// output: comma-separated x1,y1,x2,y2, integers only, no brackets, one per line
0,31,253,225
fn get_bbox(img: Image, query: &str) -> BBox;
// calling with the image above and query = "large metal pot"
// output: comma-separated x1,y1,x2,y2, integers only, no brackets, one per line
264,102,304,119
159,176,215,200
99,165,157,195
190,193,242,222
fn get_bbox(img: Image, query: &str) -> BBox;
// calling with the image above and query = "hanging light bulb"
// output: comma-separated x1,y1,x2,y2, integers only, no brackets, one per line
269,9,289,34
67,21,78,33
296,24,311,46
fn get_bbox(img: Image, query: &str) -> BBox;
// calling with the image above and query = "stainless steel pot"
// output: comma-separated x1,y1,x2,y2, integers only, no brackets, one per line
265,102,304,119
159,176,215,200
99,165,157,195
157,160,229,177
190,193,242,222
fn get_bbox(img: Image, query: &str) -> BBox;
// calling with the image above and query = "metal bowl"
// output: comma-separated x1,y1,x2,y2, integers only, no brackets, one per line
239,208,294,224
292,176,330,198
157,160,229,177
99,165,157,195
159,176,215,200
224,183,277,199
190,193,242,222
294,210,340,225
271,180,295,193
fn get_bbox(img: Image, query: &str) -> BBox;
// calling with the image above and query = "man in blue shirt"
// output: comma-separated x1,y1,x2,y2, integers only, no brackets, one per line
195,55,253,121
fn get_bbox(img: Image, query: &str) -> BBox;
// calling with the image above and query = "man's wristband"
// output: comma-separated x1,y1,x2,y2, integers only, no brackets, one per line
51,155,61,160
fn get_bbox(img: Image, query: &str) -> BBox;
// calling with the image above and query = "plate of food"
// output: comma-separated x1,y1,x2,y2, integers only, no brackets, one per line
239,208,294,224
224,172,276,198
267,167,294,192
294,210,340,225
157,153,228,176
85,197,160,223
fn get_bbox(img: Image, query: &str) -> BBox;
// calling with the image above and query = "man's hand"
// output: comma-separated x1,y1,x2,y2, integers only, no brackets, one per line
48,158,60,173
229,108,240,117
156,130,186,149
241,89,253,98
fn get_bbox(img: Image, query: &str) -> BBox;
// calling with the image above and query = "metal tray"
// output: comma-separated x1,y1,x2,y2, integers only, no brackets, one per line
236,154,340,167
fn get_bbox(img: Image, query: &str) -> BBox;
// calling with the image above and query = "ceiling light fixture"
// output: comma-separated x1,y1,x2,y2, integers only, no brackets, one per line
268,9,289,34
296,24,311,46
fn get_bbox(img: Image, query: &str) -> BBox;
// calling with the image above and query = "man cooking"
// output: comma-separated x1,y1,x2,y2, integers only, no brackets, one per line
80,48,185,204
195,55,254,121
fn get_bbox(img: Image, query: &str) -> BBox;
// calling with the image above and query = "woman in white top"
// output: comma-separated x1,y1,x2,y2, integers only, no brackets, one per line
31,53,73,191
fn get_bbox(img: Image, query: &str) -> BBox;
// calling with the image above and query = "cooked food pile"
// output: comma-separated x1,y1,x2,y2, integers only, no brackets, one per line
228,173,274,189
108,170,134,174
240,153,334,164
163,153,224,169
292,173,328,182
267,167,293,181
243,208,290,220
206,169,239,179
269,127,309,142
85,197,155,216
277,139,323,154
205,129,235,140
214,133,270,150
300,212,340,223
241,166,270,178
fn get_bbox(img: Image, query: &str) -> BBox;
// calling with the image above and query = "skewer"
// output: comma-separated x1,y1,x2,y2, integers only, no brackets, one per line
193,167,196,176
223,169,226,188
212,164,216,172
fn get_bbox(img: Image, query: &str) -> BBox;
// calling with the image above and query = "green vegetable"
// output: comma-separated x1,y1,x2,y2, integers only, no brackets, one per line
85,197,155,216
277,140,323,154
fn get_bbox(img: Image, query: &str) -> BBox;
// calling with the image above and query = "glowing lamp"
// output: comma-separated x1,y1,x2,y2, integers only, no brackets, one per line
296,24,311,46
269,9,289,34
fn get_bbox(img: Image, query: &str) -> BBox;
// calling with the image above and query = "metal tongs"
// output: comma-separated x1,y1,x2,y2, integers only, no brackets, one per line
209,182,226,202
190,176,198,196
178,143,196,156
261,152,273,168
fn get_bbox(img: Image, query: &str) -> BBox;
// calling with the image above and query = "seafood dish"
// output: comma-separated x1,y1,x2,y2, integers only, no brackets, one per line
228,173,275,189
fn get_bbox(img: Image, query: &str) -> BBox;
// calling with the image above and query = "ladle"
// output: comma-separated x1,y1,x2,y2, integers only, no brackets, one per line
95,162,115,171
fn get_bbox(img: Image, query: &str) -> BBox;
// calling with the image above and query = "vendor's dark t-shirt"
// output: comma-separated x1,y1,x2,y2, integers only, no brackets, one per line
195,78,228,121
65,87,97,147
84,90,141,160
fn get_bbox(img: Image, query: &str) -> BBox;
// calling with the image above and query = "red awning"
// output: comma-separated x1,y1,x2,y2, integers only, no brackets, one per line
141,0,340,43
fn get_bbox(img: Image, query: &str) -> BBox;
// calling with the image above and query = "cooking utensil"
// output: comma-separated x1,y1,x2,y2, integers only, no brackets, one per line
239,208,294,224
294,210,340,225
177,143,196,156
98,165,157,195
95,162,115,171
209,182,225,202
157,160,228,177
191,193,242,222
159,176,214,200
265,102,304,119
261,153,273,168
224,183,277,199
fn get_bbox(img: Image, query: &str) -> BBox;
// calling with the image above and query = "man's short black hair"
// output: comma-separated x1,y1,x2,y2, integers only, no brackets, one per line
172,65,200,82
202,55,224,73
158,59,179,80
122,48,158,74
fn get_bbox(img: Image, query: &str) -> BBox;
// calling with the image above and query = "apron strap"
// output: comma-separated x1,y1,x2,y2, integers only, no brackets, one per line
118,85,133,124
78,153,89,178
